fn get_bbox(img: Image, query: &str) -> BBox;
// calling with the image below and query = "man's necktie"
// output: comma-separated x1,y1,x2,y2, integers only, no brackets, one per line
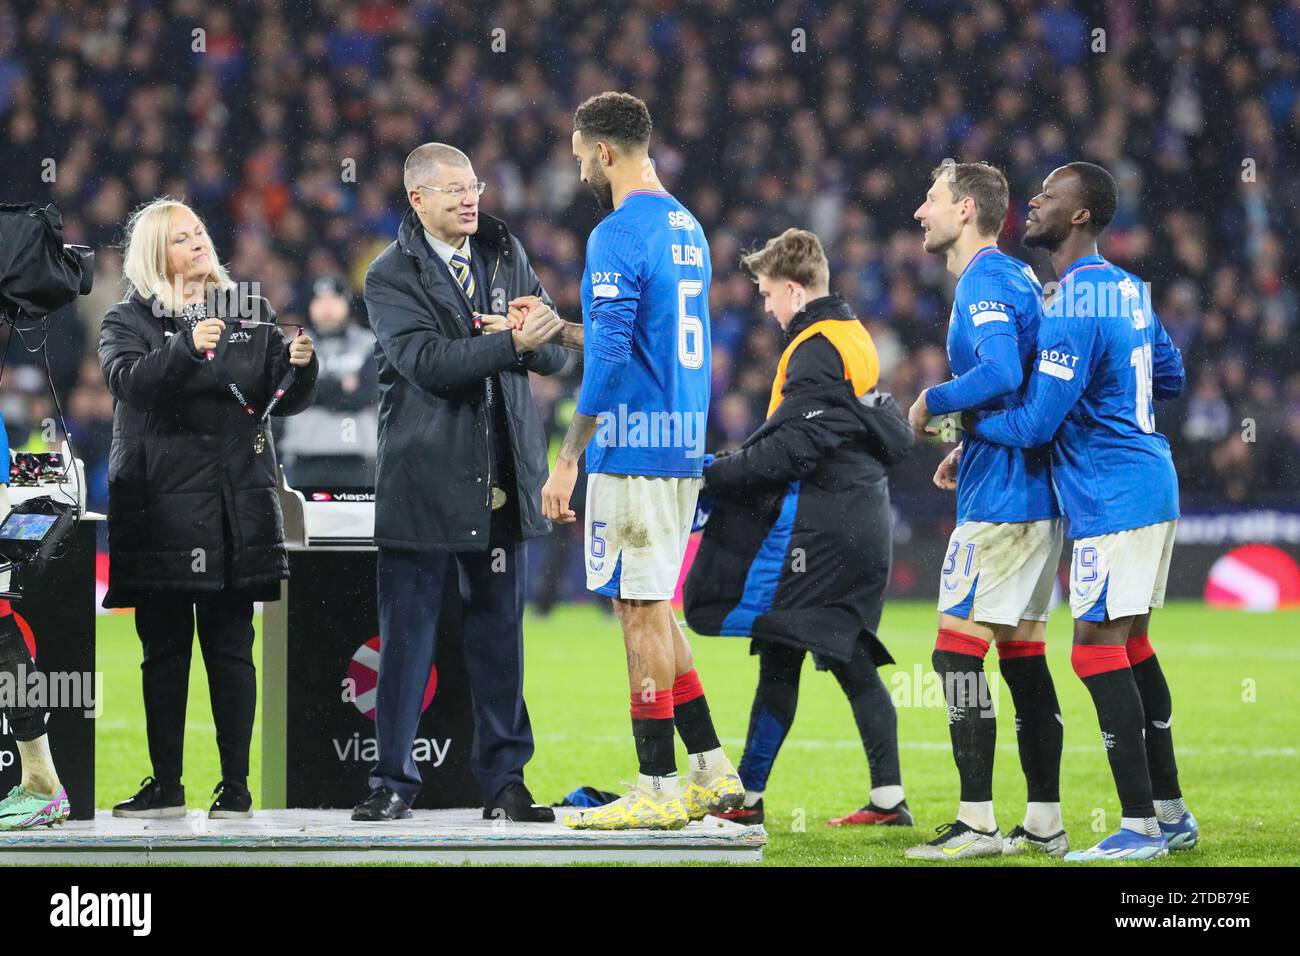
451,245,501,497
449,248,476,302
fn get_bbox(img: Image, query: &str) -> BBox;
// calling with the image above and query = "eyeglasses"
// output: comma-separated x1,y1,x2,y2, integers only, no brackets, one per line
415,180,487,198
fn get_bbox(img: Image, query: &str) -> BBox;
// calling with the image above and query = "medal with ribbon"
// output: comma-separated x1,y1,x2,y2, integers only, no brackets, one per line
198,316,303,454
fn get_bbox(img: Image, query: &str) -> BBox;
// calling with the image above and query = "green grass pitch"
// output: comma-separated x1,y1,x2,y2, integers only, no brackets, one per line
94,600,1299,866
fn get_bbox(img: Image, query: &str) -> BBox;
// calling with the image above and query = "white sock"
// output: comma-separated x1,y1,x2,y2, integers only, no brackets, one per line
743,789,763,808
17,735,60,796
1121,815,1161,837
1023,801,1063,836
687,747,728,774
639,772,679,796
870,785,905,810
1154,798,1187,824
957,800,997,833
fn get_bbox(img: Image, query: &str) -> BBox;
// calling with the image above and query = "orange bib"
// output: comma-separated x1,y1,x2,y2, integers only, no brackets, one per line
767,318,880,418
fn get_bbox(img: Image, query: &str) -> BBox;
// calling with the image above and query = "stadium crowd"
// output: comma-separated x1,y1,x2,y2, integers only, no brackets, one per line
1,0,1298,521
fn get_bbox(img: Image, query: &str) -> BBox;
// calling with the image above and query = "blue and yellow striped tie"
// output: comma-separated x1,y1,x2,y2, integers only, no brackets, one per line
449,248,475,301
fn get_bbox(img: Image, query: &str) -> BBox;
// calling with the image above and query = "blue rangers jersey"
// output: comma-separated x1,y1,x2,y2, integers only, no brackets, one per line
577,190,711,477
972,255,1185,538
927,246,1058,524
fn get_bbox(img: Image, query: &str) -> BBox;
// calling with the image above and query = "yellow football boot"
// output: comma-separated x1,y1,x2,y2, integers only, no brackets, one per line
681,759,745,821
563,781,690,830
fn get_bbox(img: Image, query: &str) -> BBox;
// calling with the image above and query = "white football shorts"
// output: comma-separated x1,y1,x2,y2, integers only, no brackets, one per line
1070,519,1177,622
937,518,1064,626
584,473,701,601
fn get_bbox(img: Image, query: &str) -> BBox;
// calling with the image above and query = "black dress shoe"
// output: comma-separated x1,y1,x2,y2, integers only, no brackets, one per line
483,782,556,823
209,780,253,819
112,776,186,819
352,786,412,821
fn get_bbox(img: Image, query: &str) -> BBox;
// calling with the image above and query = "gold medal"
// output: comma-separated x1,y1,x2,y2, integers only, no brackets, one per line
253,431,267,454
491,485,507,510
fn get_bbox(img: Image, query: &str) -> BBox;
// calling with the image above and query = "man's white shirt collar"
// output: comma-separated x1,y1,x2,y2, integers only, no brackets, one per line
424,230,470,267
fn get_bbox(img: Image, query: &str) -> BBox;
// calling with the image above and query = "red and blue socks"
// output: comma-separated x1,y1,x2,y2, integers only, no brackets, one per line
671,669,722,762
997,640,1063,804
933,629,997,828
998,639,1064,836
1072,644,1158,835
1127,633,1185,823
631,687,676,787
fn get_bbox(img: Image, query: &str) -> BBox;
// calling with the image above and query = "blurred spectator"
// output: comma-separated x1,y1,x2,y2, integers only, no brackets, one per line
0,0,1295,512
277,276,378,487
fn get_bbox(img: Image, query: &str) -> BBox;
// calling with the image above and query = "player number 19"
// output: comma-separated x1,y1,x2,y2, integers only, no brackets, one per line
1130,343,1154,434
677,279,705,370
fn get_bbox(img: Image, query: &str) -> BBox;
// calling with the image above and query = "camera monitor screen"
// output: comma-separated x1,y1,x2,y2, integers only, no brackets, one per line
0,512,58,541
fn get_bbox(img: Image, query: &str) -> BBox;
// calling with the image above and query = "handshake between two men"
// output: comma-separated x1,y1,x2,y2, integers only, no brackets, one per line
473,294,587,527
473,295,569,353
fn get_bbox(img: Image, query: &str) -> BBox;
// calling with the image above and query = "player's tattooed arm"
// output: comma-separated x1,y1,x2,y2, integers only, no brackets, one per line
509,295,583,352
541,412,599,524
558,321,584,352
531,312,582,352
558,412,599,462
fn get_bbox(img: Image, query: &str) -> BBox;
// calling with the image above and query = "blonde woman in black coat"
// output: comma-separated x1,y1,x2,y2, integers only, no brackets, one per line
99,199,317,819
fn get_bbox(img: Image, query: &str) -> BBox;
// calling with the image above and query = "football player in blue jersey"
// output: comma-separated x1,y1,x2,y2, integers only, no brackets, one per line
970,162,1197,861
536,92,742,830
904,162,1069,860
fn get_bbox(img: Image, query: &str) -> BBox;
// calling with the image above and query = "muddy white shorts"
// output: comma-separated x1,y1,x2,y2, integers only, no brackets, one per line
1070,520,1176,622
585,473,701,601
937,517,1064,626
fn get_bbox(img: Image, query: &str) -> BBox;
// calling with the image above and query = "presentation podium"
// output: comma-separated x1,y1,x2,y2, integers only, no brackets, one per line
261,475,478,809
1,472,766,864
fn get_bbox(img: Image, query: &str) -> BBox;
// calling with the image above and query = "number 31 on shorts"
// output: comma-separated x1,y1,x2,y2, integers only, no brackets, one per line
943,539,977,578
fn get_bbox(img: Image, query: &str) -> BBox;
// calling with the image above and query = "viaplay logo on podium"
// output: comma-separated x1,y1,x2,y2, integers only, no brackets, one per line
271,547,478,809
335,636,450,768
